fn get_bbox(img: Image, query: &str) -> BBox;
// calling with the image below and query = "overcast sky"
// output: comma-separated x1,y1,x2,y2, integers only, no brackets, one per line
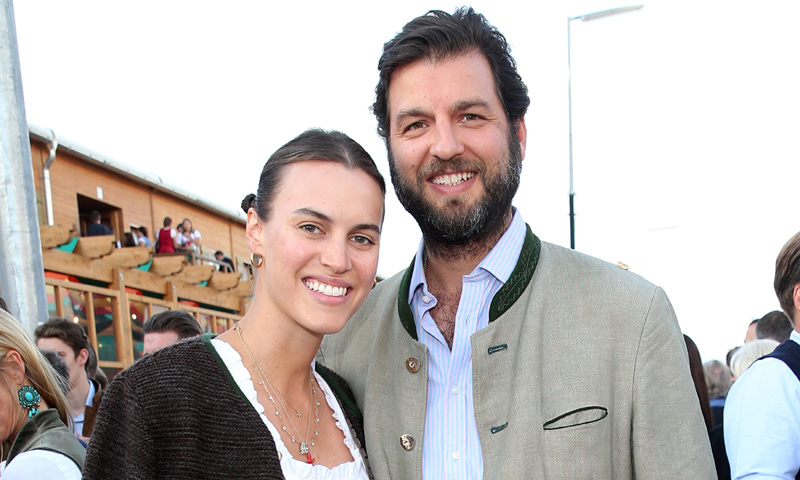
12,0,800,363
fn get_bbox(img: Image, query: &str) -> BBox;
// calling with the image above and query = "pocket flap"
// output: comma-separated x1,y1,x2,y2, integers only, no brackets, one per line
543,406,608,430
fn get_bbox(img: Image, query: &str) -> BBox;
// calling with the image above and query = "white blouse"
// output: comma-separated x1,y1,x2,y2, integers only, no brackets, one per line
0,449,81,479
212,339,369,480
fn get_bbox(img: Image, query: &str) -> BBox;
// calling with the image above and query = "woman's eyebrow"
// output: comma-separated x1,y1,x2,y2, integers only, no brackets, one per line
294,208,381,234
293,208,331,223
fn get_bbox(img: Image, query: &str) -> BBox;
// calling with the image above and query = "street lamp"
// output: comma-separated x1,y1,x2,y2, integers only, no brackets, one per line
567,4,643,250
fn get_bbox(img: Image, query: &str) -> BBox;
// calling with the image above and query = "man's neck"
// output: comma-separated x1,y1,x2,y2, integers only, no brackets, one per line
423,208,513,293
70,375,90,416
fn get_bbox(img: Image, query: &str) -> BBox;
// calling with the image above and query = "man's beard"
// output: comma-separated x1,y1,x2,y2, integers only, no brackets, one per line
388,129,522,256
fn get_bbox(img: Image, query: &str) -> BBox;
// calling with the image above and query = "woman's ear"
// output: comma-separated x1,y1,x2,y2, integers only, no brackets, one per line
245,208,264,255
2,350,26,386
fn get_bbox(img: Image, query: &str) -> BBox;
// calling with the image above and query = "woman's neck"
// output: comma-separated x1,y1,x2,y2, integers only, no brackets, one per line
221,304,321,398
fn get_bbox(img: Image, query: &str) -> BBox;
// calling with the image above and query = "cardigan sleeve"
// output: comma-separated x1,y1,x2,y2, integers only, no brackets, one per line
630,287,716,478
83,372,155,479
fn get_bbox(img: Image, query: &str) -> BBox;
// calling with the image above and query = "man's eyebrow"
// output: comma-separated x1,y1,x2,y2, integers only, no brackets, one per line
394,108,428,124
452,99,491,113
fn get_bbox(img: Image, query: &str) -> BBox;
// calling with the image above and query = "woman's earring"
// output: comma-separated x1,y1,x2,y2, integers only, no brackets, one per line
250,252,263,268
18,385,41,419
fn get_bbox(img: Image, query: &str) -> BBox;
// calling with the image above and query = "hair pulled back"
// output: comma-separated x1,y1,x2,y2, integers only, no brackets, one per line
241,129,385,222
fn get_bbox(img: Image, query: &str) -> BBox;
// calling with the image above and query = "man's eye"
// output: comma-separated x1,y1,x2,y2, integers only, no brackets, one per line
462,113,480,121
404,121,424,132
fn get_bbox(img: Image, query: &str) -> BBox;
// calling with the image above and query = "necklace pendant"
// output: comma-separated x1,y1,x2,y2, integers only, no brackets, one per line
296,410,302,422
299,442,309,455
306,452,315,465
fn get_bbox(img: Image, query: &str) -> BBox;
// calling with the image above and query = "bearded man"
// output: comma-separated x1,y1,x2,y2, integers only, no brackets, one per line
320,8,715,479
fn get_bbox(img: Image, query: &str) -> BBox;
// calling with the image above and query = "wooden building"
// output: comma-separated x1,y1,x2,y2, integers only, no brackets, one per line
28,125,252,374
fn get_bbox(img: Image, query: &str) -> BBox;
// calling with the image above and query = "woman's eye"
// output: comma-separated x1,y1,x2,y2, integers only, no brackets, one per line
301,224,321,234
351,235,374,245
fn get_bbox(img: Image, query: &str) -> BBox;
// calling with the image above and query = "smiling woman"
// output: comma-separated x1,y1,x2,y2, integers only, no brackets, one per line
83,130,386,479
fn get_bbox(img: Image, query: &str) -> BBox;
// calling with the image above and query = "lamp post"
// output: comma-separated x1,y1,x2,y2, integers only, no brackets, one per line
567,4,643,250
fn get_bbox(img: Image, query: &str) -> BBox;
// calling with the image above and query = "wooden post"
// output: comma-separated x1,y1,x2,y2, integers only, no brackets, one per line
110,268,134,367
165,280,179,310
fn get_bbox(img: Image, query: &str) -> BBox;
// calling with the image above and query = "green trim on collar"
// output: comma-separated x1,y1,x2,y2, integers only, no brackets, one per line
315,364,363,424
398,256,418,340
397,224,541,340
489,225,540,322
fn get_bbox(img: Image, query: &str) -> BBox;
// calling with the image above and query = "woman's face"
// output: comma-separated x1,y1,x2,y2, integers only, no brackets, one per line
0,362,25,444
248,161,383,336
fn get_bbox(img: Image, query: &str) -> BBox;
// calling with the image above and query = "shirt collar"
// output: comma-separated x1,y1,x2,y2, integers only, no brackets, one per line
408,208,526,302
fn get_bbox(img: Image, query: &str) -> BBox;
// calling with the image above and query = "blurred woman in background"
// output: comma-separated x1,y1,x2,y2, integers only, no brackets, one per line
0,309,85,479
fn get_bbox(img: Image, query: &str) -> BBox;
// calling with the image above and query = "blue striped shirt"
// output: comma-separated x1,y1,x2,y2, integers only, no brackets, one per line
408,208,526,479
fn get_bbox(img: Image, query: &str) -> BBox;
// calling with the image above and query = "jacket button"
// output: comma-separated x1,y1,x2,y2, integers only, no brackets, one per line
406,357,420,373
400,434,415,451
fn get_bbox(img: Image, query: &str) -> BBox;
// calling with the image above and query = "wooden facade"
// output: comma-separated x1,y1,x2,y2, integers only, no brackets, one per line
28,127,252,372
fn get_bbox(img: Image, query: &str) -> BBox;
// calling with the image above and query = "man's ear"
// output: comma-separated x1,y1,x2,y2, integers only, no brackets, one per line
77,348,89,368
514,118,527,162
792,283,800,329
245,208,264,256
3,350,27,386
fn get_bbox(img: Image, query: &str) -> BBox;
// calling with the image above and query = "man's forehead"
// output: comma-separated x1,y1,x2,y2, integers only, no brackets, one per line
387,52,503,117
36,336,72,353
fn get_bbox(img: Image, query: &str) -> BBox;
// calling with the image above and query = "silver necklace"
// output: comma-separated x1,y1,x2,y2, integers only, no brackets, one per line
234,322,320,464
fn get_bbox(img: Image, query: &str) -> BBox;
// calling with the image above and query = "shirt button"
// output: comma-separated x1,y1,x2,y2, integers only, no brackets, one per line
406,357,420,373
452,451,460,460
452,385,460,394
422,295,431,304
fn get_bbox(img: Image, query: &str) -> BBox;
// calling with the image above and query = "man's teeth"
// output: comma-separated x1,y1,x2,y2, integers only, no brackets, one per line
431,172,475,186
304,280,347,297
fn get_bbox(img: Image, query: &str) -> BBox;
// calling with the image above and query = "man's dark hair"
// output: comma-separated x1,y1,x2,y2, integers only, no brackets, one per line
756,310,793,343
34,318,90,360
143,310,203,340
39,348,70,394
0,296,8,313
775,230,800,324
91,210,102,222
215,250,224,257
372,7,530,140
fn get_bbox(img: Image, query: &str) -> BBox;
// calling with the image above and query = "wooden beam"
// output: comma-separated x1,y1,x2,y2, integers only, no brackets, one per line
149,255,185,276
40,223,75,248
73,235,115,258
43,249,114,282
230,280,254,297
207,272,239,291
168,265,215,284
43,249,243,314
102,247,152,268
176,282,241,311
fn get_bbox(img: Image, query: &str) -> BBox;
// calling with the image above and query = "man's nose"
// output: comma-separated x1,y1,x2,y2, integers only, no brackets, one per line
429,122,464,160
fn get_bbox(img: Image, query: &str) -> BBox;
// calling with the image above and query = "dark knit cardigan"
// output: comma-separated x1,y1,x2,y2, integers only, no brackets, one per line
83,334,371,479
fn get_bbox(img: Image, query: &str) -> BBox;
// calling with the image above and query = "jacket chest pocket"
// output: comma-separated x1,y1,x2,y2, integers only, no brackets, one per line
542,406,612,478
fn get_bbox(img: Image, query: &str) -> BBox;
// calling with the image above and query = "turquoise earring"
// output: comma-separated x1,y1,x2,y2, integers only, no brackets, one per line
18,385,41,419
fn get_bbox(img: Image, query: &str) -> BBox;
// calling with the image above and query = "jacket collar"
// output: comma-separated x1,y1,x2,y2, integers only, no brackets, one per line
397,224,541,340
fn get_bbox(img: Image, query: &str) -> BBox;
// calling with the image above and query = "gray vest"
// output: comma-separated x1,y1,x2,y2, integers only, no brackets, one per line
7,408,86,472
